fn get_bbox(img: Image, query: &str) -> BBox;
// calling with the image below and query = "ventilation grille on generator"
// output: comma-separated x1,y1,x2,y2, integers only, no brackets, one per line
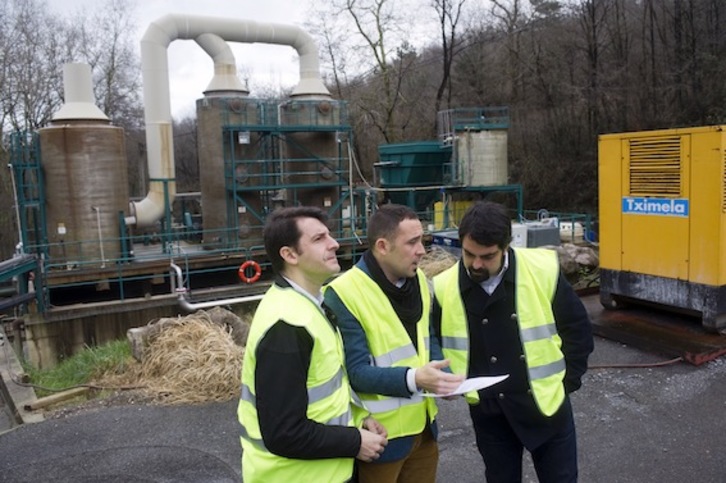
628,136,681,197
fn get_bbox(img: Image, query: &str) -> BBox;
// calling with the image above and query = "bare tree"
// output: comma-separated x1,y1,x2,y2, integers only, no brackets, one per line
69,0,143,128
305,4,352,99
432,0,467,121
333,0,410,143
173,116,199,193
574,0,608,134
490,0,528,103
599,0,635,130
2,0,70,133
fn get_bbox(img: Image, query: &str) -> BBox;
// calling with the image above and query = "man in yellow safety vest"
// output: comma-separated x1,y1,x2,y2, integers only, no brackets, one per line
432,201,593,483
325,203,464,482
238,206,388,483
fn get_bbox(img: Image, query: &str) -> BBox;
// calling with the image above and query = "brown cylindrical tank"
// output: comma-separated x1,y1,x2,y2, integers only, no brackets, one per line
39,121,129,269
197,97,268,249
278,100,344,234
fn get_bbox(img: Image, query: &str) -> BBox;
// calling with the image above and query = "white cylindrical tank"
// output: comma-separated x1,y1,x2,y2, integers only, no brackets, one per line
457,130,508,186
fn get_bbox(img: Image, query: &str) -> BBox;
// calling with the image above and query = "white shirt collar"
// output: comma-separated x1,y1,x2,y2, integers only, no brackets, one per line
480,249,509,295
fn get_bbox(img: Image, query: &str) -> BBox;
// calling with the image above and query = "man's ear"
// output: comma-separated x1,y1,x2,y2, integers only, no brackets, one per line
374,237,389,255
280,246,298,266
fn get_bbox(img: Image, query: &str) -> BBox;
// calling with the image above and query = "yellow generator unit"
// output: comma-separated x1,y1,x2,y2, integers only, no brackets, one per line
599,125,726,332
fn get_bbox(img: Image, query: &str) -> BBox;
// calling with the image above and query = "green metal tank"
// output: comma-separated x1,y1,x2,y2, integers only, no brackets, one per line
375,141,452,212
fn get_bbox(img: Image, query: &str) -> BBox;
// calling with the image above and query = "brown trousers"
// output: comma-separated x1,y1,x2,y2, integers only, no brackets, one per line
356,427,439,483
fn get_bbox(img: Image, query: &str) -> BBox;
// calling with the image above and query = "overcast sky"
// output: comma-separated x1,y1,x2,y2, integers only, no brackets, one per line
49,0,442,118
51,0,311,118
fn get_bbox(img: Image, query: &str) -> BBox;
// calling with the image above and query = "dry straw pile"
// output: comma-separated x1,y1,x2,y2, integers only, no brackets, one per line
419,245,458,279
104,307,250,405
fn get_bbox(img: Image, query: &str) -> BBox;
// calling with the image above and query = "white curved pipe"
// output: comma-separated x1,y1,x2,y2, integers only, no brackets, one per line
130,14,331,227
170,263,264,311
179,293,265,311
195,33,248,96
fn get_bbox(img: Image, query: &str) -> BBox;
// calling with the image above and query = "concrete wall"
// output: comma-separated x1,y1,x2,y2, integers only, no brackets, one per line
23,295,181,369
22,292,256,370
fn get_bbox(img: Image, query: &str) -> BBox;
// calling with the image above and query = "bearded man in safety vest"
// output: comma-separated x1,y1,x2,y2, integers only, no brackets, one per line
324,203,465,483
432,200,594,483
238,206,388,483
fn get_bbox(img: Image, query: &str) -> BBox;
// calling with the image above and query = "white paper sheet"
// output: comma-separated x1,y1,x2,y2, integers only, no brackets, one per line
422,374,509,398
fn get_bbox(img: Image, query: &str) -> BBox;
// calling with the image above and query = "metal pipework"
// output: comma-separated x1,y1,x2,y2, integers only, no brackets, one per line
170,263,264,311
131,14,331,227
92,206,107,268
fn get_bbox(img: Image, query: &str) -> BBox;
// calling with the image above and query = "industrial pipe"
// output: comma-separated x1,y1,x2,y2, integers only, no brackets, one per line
170,263,264,311
194,33,248,96
130,14,331,227
92,206,107,268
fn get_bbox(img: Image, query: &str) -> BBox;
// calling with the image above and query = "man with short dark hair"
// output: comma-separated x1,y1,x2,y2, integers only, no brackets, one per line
238,206,387,483
325,203,463,483
432,200,593,483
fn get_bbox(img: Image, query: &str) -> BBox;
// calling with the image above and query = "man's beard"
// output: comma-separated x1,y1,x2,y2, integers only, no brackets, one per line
466,267,490,283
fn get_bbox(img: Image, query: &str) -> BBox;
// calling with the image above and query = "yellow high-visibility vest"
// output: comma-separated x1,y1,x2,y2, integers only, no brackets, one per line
238,284,356,483
327,267,438,438
433,248,566,416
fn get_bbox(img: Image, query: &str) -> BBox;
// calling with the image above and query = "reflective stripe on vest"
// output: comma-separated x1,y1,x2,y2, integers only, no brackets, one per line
238,284,355,483
327,267,438,439
433,249,566,415
241,367,352,430
433,265,475,402
441,336,468,351
308,366,345,404
374,344,417,366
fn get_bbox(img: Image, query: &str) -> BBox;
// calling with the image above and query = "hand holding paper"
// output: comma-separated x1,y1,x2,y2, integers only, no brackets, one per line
415,360,466,395
422,374,509,398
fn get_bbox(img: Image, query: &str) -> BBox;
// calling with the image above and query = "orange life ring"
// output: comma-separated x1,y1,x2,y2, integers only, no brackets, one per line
238,260,262,284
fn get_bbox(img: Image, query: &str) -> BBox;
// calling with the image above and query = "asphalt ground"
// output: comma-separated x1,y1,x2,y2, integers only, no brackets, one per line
1,333,724,483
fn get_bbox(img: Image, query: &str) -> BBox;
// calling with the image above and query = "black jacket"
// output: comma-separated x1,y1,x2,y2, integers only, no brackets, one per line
253,276,361,459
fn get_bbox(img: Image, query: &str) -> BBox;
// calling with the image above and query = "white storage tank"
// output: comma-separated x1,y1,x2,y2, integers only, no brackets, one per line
457,129,508,186
438,107,510,187
559,221,585,243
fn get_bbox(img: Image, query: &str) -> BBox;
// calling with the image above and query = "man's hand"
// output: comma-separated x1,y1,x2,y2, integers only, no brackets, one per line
415,359,465,395
362,415,388,438
356,428,387,462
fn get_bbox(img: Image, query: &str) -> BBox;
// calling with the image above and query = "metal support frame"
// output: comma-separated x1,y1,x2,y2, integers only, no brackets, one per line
3,100,362,315
9,131,47,259
221,99,353,242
